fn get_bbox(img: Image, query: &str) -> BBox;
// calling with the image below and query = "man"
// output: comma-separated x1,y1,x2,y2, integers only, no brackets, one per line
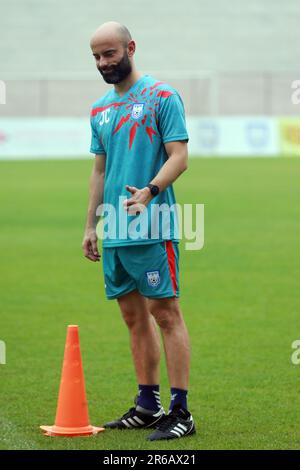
82,21,195,441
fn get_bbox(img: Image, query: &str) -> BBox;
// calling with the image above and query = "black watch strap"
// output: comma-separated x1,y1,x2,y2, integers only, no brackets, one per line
147,184,160,196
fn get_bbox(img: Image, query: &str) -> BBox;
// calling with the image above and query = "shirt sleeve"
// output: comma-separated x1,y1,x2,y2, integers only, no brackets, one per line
158,92,189,144
90,116,105,155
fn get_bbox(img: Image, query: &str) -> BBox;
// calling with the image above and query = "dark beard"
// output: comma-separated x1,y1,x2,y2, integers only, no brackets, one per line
98,52,132,84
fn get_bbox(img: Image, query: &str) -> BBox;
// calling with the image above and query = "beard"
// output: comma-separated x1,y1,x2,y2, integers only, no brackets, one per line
98,51,132,84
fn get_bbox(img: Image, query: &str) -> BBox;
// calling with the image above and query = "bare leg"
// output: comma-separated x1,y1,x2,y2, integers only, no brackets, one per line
148,297,190,389
117,289,161,385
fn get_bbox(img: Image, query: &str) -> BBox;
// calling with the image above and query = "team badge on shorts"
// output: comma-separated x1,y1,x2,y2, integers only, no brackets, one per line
131,103,144,120
146,270,161,288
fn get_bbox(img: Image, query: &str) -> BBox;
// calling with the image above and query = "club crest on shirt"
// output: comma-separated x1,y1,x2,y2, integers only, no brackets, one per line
131,103,144,120
146,270,161,288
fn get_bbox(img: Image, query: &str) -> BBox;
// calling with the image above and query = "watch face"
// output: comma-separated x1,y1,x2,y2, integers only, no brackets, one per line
150,185,159,196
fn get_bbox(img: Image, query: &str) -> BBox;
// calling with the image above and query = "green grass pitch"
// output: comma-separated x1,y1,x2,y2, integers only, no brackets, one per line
0,157,300,450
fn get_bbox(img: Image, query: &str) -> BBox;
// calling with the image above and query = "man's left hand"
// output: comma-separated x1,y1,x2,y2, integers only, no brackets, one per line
123,185,152,215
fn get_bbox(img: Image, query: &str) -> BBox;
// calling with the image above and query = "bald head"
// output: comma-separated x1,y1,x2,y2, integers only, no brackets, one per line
90,22,135,84
90,22,132,48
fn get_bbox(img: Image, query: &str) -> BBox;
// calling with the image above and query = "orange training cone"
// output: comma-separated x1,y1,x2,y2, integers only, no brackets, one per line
40,325,104,437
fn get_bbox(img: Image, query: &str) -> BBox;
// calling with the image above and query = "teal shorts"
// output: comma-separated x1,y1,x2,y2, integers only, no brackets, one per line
102,241,180,300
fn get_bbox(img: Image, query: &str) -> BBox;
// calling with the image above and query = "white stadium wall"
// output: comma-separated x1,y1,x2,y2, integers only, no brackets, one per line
0,117,283,159
1,0,300,158
1,0,300,78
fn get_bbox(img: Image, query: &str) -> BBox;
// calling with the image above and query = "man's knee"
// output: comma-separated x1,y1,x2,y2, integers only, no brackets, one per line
150,299,182,331
118,294,150,329
118,306,142,329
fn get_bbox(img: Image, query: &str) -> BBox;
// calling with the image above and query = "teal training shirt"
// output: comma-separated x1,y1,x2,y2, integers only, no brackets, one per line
90,75,189,247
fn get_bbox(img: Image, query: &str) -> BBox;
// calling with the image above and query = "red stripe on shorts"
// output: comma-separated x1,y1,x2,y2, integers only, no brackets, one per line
165,241,177,295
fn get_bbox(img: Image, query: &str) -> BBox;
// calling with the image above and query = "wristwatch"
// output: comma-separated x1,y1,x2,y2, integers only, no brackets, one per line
147,184,160,197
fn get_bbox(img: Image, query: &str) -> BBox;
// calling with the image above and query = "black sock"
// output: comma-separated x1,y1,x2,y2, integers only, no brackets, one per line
137,384,161,411
169,387,188,411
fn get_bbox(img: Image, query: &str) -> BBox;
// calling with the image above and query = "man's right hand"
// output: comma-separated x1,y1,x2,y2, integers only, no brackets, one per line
82,228,101,262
